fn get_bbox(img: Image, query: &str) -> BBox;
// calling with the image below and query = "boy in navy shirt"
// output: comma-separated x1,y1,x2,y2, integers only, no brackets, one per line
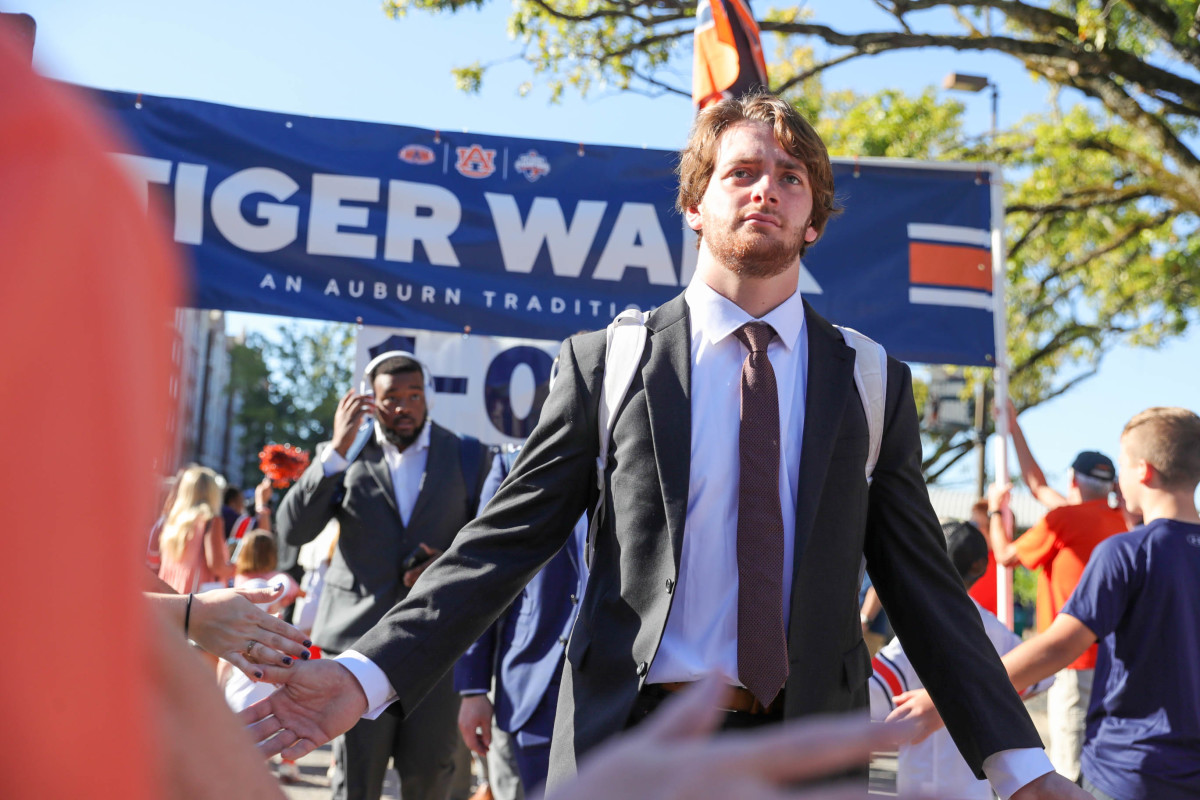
891,406,1200,799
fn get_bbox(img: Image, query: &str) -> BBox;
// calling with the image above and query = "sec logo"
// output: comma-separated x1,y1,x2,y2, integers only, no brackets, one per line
399,144,436,165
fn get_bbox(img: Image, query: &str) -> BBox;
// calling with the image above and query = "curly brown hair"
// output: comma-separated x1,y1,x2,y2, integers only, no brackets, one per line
677,92,840,256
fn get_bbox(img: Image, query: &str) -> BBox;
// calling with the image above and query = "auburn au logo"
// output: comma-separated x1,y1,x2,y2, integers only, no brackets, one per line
455,144,497,179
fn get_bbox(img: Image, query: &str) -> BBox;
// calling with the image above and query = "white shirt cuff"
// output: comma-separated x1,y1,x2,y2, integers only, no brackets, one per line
983,748,1055,800
321,446,350,476
334,650,398,720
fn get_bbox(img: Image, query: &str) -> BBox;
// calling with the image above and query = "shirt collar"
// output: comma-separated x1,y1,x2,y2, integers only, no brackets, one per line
684,272,806,352
374,416,432,457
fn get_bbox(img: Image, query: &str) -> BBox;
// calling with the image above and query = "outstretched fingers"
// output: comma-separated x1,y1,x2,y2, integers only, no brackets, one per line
706,714,915,786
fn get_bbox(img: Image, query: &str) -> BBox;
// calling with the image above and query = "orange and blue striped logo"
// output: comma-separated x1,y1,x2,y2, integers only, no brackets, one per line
907,223,993,310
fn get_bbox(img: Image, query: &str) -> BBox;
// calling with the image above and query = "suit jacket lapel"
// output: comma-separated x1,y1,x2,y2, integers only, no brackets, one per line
792,302,856,575
362,441,402,522
407,423,449,530
642,294,691,568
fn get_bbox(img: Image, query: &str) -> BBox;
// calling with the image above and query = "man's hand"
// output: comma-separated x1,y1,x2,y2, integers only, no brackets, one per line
238,659,368,761
458,694,494,756
187,586,311,682
332,388,375,457
988,481,1021,567
543,675,915,800
1010,771,1093,799
403,543,442,587
885,688,944,745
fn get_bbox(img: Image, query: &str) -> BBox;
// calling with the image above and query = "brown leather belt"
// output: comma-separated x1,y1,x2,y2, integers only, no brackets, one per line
655,681,783,715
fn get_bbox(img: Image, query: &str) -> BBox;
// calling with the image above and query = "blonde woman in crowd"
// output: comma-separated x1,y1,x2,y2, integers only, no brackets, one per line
158,466,234,595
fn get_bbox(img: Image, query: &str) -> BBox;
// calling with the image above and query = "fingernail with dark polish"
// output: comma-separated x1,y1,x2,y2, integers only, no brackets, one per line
282,656,293,665
300,650,311,660
254,671,264,679
303,639,312,648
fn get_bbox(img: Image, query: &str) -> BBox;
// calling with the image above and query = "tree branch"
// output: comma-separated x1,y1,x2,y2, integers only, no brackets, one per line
772,51,866,96
923,438,975,483
1007,186,1154,215
1122,0,1200,72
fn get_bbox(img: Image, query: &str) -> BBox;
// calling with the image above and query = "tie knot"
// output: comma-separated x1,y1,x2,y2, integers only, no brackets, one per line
735,321,776,354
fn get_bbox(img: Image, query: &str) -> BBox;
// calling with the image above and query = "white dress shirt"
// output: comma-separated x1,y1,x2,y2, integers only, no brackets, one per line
320,420,430,528
333,279,1052,796
645,277,807,685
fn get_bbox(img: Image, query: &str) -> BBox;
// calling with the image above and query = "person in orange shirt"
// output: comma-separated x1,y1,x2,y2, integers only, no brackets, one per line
989,405,1128,784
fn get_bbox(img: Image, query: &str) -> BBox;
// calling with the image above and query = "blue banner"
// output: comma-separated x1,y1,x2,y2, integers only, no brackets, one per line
94,89,999,366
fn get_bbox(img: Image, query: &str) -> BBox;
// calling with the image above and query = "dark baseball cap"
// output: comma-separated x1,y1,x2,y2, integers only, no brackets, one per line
1072,451,1115,481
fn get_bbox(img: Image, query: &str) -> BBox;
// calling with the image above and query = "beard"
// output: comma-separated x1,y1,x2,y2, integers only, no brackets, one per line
703,212,808,279
378,412,427,449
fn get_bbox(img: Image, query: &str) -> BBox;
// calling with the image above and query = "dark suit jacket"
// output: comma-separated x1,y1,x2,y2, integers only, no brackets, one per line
454,451,589,741
354,294,1042,789
277,421,490,655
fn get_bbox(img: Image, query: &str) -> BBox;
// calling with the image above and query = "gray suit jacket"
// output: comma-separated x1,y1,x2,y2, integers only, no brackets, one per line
354,294,1041,789
278,421,490,655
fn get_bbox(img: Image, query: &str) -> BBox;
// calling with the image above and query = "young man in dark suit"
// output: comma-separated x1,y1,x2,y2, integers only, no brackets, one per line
277,352,490,800
249,94,1088,800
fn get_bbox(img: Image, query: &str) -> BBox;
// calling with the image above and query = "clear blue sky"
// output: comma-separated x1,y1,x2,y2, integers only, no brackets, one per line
16,0,1198,494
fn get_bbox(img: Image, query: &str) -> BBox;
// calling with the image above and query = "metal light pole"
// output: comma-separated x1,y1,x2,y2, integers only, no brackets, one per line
942,72,999,499
944,72,1017,628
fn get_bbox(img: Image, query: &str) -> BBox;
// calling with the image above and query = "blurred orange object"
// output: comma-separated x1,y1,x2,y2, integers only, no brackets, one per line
0,27,180,800
259,443,311,488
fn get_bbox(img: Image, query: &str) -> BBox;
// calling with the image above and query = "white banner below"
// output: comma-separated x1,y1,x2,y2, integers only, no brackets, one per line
355,325,564,446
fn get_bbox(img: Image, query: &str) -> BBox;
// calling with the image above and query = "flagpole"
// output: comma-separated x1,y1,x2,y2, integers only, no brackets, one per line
989,162,1014,630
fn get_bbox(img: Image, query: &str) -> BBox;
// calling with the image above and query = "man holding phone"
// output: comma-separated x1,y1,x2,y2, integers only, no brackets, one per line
278,351,492,800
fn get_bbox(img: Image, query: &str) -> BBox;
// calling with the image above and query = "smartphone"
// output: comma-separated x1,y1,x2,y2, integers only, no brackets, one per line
401,545,434,572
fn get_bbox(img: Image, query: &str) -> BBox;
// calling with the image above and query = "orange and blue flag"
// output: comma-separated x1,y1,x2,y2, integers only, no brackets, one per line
693,0,768,109
907,224,994,309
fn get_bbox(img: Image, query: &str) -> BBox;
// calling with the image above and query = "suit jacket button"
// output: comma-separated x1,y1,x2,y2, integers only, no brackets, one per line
637,661,648,677
665,578,675,594
569,594,578,604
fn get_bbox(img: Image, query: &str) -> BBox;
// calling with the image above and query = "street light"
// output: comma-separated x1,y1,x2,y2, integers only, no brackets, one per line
943,71,999,141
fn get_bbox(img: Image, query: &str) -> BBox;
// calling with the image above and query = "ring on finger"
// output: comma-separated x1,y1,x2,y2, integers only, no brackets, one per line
246,640,258,655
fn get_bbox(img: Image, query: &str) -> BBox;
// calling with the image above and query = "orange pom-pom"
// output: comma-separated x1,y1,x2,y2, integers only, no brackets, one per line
258,443,311,488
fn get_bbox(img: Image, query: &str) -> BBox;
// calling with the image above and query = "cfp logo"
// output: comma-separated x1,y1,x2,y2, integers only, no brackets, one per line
1187,534,1200,548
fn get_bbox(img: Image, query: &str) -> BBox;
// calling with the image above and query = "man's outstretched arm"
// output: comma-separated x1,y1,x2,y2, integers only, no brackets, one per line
1002,613,1097,694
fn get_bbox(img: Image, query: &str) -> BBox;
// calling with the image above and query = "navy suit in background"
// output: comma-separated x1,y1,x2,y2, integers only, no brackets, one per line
455,447,588,792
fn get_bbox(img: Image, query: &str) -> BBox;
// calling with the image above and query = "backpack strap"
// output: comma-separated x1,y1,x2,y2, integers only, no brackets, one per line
835,325,888,484
590,308,649,567
597,309,648,493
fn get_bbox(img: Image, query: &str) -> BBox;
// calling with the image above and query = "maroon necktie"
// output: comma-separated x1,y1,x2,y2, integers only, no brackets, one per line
734,321,789,707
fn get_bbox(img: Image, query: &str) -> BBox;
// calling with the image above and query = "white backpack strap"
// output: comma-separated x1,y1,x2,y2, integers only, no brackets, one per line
598,309,648,491
836,325,887,484
591,308,647,567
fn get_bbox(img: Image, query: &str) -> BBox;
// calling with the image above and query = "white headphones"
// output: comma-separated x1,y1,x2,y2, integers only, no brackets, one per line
361,350,436,410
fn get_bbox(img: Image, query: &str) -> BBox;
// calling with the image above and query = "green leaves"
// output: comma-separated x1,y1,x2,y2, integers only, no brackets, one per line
231,324,355,485
374,0,1199,481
